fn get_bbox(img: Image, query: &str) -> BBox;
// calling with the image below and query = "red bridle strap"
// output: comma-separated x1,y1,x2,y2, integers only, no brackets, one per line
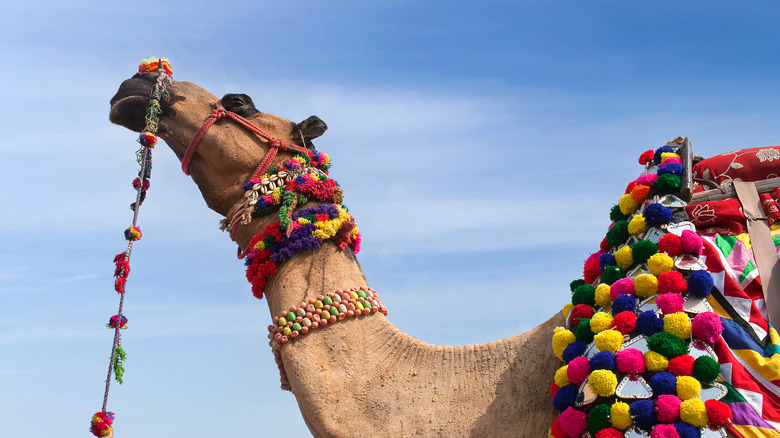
181,100,310,178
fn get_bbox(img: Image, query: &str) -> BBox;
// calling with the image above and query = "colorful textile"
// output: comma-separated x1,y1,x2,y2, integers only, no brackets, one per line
692,146,780,193
685,187,780,235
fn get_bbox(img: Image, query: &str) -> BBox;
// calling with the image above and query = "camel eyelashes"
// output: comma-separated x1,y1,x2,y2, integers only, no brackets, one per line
221,93,259,118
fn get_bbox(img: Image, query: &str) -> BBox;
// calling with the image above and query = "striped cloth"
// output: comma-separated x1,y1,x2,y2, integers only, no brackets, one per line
700,226,780,437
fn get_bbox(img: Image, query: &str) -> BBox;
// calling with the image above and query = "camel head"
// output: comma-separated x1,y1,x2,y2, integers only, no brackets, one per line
109,72,328,216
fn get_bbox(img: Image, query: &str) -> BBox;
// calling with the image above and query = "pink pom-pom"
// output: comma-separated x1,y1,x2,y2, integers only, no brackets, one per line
650,423,680,437
656,293,685,315
656,394,682,423
616,348,646,374
691,312,723,343
566,356,591,386
637,173,658,185
680,230,703,254
661,157,683,166
559,407,587,438
610,278,636,300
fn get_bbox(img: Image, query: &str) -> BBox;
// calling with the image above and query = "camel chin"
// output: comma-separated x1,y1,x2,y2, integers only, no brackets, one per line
109,74,158,132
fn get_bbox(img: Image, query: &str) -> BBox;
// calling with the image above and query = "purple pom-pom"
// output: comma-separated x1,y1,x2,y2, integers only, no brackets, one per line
658,162,684,177
562,341,588,364
637,310,664,336
612,294,637,315
687,271,713,298
643,203,674,227
674,421,701,438
552,384,578,411
630,399,657,428
599,253,617,271
654,145,675,164
590,350,616,371
650,371,677,395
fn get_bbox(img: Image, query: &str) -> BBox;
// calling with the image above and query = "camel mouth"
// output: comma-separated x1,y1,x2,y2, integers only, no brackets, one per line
109,74,160,132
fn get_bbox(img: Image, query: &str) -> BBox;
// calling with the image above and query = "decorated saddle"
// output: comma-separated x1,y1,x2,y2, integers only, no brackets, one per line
549,139,780,438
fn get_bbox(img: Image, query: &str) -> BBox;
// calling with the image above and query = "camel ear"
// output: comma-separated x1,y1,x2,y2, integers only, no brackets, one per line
296,116,328,147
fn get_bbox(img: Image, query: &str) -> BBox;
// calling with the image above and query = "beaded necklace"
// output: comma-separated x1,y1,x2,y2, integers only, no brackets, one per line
549,141,733,438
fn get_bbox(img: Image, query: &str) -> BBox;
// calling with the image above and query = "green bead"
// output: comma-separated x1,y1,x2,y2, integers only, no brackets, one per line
323,296,333,305
358,290,367,298
292,322,302,331
329,306,339,315
287,312,295,322
363,301,372,309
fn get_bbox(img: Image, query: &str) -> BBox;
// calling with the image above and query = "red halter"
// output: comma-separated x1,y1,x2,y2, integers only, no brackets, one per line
181,100,310,178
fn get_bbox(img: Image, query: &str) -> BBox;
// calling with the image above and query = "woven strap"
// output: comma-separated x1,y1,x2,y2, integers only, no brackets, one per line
733,180,780,326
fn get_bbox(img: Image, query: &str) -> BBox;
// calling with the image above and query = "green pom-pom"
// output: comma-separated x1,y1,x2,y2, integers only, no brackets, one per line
654,173,681,194
610,205,629,222
588,404,612,434
575,317,595,343
572,284,596,305
692,356,720,383
647,332,689,358
632,239,658,264
601,265,624,285
570,279,587,292
606,220,630,247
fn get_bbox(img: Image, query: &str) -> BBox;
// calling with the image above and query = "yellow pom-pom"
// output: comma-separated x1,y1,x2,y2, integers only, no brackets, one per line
661,152,681,162
648,253,675,276
614,245,634,270
590,312,615,334
594,329,624,353
680,398,709,427
595,284,612,306
552,327,575,360
611,401,633,430
562,303,574,320
676,375,701,400
554,365,570,387
634,274,658,297
589,369,618,397
619,194,640,215
644,351,669,372
664,312,692,339
628,215,648,236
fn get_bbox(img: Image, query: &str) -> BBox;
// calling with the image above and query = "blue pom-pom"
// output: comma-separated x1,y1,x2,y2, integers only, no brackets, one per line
687,270,713,298
636,310,663,336
589,351,616,371
658,162,684,176
674,421,701,438
599,253,617,271
612,294,637,315
650,371,677,395
562,341,587,364
295,176,307,184
642,203,674,227
630,399,656,428
552,384,578,411
654,145,674,164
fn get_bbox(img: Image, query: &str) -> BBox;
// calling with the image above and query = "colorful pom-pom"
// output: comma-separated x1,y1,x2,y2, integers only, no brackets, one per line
595,428,624,438
550,381,560,399
630,399,657,429
692,356,720,384
599,253,617,271
691,312,723,344
614,245,634,270
612,310,637,334
658,162,684,177
628,214,649,235
575,318,595,343
650,371,677,395
609,278,635,300
657,233,683,256
562,341,587,364
632,240,658,264
138,131,157,147
611,401,633,430
570,304,595,328
668,355,694,376
639,150,655,165
658,271,687,294
648,253,675,276
595,284,612,306
587,404,612,434
606,221,630,247
124,225,142,241
138,57,173,75
635,274,659,297
619,194,640,215
589,369,618,397
704,399,733,425
552,327,576,360
663,312,692,339
656,293,685,315
637,310,664,336
654,146,675,164
584,253,603,284
552,384,578,412
89,411,115,437
676,375,701,400
648,332,689,358
107,314,128,329
654,173,681,193
631,184,651,204
610,205,629,223
554,365,570,387
616,348,646,374
572,284,596,306
643,203,674,227
679,398,708,428
559,407,588,437
594,329,624,353
550,418,567,438
612,294,636,314
680,230,703,254
673,421,701,438
601,265,624,285
687,270,713,298
645,351,670,372
656,394,682,423
567,356,591,386
590,351,616,371
590,312,615,334
570,279,587,291
637,173,658,186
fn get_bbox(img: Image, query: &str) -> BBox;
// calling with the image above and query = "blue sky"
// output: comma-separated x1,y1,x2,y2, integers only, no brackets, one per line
2,1,780,436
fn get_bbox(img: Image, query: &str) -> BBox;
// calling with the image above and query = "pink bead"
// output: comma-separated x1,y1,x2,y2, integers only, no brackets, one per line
566,356,591,386
311,322,319,329
300,326,309,334
329,315,337,323
347,310,355,317
656,394,681,423
656,293,685,314
616,348,645,374
320,319,328,326
680,230,703,254
692,312,723,343
610,278,636,300
558,407,587,438
650,423,679,438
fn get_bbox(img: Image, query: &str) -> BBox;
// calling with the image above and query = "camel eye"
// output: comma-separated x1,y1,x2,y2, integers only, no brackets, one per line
221,93,259,117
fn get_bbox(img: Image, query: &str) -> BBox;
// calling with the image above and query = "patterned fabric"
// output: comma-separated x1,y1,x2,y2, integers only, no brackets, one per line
685,187,780,235
699,225,780,437
692,146,780,193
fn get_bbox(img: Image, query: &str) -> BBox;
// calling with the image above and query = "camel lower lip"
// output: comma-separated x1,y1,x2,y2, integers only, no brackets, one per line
109,95,150,131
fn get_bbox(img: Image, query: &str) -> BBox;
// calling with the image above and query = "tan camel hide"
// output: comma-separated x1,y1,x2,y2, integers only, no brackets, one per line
110,74,563,437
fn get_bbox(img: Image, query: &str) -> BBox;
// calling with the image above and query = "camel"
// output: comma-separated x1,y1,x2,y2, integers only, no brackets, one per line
109,72,563,437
